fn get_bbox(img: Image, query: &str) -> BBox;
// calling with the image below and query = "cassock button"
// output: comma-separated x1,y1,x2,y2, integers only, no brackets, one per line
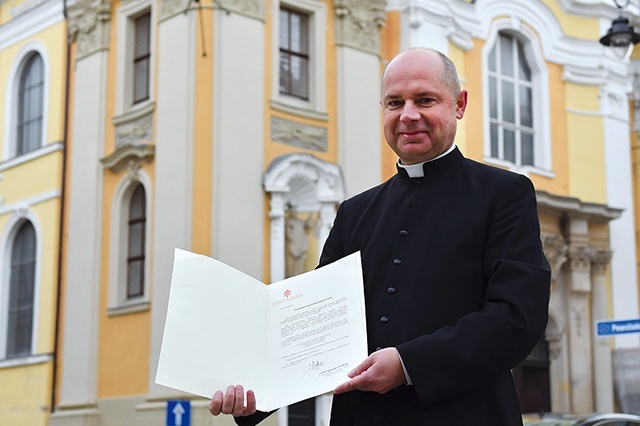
399,229,408,237
387,287,396,294
393,258,402,265
413,179,422,186
374,415,383,423
375,346,383,351
408,203,417,209
380,316,390,323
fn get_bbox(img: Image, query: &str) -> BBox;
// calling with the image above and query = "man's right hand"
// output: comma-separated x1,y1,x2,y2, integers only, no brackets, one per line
209,385,257,417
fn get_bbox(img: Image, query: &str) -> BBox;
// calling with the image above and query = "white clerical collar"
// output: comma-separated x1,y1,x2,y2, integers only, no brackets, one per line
397,144,457,178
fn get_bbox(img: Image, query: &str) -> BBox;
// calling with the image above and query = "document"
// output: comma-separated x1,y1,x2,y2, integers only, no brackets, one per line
155,249,368,412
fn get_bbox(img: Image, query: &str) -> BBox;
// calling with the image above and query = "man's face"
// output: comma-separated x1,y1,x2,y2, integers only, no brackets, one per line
380,50,468,165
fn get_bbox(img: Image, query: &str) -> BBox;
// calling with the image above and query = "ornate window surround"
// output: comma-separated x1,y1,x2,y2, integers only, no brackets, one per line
269,0,328,121
114,0,155,119
482,19,553,178
106,168,153,316
263,153,345,283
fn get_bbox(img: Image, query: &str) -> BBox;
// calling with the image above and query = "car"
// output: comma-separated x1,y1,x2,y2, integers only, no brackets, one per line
523,412,640,426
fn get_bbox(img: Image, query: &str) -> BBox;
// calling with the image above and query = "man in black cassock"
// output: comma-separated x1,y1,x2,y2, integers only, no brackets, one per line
209,47,551,426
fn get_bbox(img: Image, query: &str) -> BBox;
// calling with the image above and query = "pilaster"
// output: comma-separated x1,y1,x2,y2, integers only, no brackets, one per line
50,0,111,423
591,249,615,412
334,0,385,197
565,218,594,413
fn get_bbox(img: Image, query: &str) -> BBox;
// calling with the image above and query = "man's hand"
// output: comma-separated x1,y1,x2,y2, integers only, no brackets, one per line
334,347,406,395
209,385,257,417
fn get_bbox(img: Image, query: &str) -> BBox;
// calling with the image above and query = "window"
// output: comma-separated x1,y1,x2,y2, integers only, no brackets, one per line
133,12,151,104
7,221,36,358
270,0,327,118
17,54,44,156
279,7,309,100
126,184,146,299
488,33,534,167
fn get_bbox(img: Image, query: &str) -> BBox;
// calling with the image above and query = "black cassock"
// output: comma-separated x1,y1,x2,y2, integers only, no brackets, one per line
237,147,551,426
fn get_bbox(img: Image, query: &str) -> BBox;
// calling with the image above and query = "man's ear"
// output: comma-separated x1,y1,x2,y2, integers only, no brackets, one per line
456,89,468,119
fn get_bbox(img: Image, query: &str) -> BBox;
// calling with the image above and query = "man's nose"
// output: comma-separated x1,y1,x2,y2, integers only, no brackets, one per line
400,101,420,121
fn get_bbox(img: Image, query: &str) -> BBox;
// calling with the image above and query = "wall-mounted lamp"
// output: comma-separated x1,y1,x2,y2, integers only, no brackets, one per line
599,0,640,59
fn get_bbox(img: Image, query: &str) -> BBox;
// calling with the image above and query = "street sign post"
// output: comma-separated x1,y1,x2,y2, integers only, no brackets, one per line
596,318,640,337
166,400,191,426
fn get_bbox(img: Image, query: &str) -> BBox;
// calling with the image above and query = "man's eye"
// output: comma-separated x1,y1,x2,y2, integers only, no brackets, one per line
418,98,434,105
387,100,403,108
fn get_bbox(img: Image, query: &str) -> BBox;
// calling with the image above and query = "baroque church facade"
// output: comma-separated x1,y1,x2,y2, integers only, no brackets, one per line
0,0,639,424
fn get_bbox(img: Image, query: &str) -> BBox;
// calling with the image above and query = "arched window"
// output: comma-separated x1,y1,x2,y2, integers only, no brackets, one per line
7,221,36,358
488,32,534,166
17,54,44,156
126,184,146,299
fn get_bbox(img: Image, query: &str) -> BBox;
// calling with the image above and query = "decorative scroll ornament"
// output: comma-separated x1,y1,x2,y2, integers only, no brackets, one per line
67,0,112,60
334,0,386,55
114,114,153,149
271,117,327,152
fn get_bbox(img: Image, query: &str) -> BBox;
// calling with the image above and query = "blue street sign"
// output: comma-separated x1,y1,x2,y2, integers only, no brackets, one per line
166,400,191,426
596,318,640,337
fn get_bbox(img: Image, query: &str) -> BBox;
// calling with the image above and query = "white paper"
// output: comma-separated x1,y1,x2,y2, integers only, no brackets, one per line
155,249,367,412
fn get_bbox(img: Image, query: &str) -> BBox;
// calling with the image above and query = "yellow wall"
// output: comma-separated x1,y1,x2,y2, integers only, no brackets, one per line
0,8,66,425
565,83,606,203
31,199,61,351
0,363,53,424
459,39,484,162
531,62,569,196
0,150,61,203
96,0,152,398
540,0,600,40
193,6,214,256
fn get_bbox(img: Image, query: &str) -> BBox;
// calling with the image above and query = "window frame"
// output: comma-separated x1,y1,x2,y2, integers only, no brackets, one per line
0,212,41,362
483,22,553,177
270,0,327,119
132,11,151,105
115,0,155,117
16,54,45,156
279,6,310,101
126,184,146,299
2,43,49,161
107,174,152,316
6,221,37,358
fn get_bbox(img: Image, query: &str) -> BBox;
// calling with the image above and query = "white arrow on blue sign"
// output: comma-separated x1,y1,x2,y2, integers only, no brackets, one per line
166,400,191,426
596,318,640,337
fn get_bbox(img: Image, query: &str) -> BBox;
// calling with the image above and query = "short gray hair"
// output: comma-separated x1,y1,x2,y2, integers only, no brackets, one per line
381,47,461,98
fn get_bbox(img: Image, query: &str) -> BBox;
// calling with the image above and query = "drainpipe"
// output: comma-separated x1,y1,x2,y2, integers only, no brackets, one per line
52,0,71,413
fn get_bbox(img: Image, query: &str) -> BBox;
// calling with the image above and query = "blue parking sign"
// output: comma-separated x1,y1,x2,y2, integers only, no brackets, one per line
166,400,190,426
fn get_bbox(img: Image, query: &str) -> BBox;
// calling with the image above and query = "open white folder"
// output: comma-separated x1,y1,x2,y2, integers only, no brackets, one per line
155,249,368,412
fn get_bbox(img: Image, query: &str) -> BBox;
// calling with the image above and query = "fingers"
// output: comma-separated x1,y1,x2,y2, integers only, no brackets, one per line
208,385,257,417
209,390,224,415
245,389,257,415
334,348,406,395
222,384,240,415
232,385,246,416
347,356,374,379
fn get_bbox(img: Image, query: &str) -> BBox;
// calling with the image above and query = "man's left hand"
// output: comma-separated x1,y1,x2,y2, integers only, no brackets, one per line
334,347,406,395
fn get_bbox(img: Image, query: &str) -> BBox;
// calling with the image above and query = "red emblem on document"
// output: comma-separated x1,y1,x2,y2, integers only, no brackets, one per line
283,289,292,298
